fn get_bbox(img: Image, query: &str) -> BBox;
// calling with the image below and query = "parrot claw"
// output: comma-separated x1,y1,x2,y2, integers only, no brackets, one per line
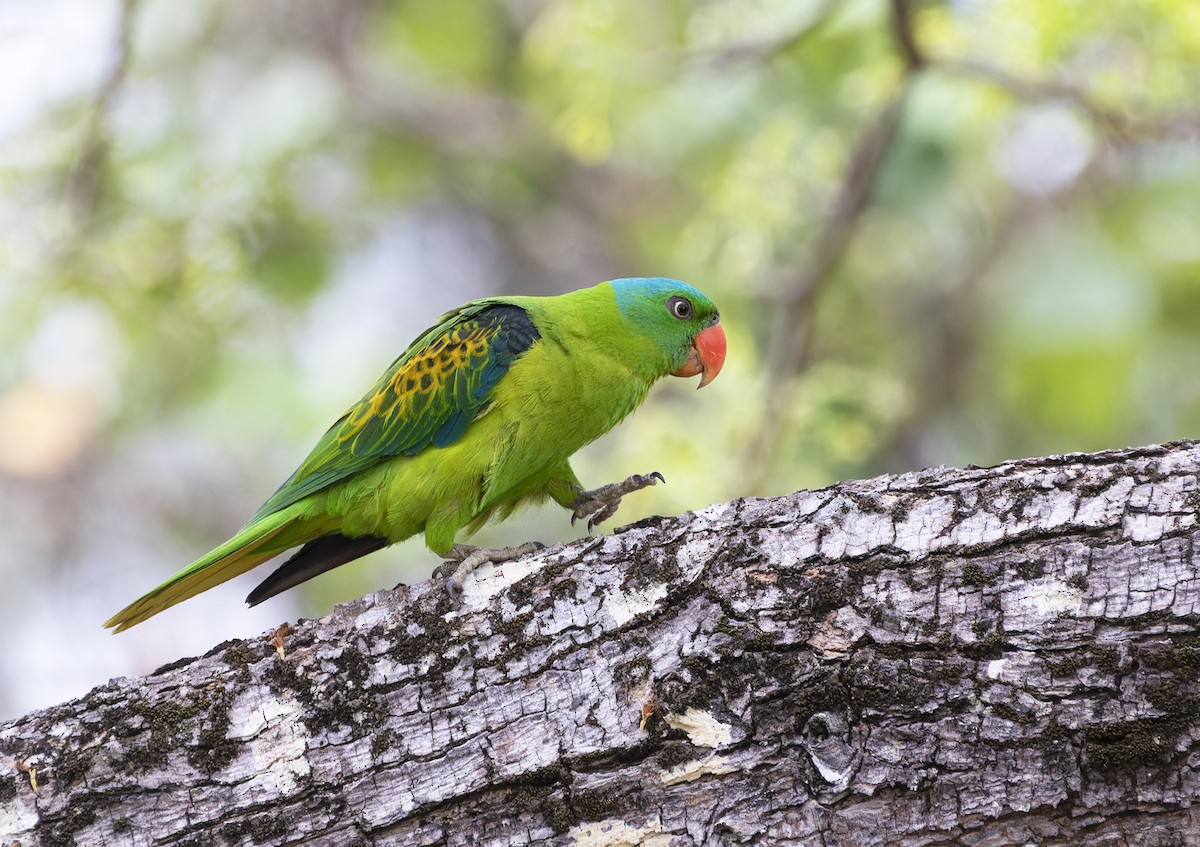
570,471,665,534
436,541,545,600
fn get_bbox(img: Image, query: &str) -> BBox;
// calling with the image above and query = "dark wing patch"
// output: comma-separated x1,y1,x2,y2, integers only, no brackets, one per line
249,304,539,521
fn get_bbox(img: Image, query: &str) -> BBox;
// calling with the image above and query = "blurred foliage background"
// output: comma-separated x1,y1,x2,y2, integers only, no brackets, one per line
2,0,1199,720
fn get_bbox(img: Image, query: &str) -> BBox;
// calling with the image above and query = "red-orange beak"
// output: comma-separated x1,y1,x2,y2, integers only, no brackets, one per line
671,321,727,389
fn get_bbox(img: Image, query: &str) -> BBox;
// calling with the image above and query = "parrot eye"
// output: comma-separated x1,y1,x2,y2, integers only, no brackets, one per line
667,297,693,320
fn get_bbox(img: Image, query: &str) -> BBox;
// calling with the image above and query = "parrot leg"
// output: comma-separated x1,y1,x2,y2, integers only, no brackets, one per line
435,541,546,599
571,471,665,533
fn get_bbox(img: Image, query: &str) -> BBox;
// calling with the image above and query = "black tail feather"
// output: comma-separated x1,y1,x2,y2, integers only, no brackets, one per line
246,533,388,606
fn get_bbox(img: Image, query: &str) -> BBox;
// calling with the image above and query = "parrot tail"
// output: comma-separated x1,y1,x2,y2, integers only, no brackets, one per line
245,532,388,607
104,509,318,633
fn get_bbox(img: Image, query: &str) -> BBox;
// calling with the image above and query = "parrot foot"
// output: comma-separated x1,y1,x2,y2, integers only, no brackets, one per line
435,541,545,599
570,471,665,533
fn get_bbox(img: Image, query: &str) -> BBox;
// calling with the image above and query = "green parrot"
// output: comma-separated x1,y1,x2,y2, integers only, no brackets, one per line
105,277,726,632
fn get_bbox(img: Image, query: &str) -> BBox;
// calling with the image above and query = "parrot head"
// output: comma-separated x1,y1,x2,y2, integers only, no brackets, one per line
610,278,727,388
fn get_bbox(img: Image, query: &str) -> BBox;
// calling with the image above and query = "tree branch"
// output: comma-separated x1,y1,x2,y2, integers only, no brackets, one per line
747,81,913,490
62,0,140,226
746,0,924,490
4,441,1200,845
889,0,925,72
936,59,1200,145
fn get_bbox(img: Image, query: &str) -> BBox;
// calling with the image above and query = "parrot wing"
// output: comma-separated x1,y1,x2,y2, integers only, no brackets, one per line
248,300,541,523
103,301,541,632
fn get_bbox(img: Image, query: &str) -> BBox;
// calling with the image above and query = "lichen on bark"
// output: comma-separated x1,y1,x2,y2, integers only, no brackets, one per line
3,441,1200,846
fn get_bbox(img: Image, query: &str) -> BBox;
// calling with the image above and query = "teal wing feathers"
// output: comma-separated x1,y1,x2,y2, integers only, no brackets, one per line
248,301,540,523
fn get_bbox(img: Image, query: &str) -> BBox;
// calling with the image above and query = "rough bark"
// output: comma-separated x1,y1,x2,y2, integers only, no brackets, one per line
4,442,1200,847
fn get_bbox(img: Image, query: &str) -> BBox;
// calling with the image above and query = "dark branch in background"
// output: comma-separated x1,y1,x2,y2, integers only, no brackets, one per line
744,0,1200,490
878,51,1200,471
938,59,1200,144
744,0,924,491
889,0,925,72
763,87,912,382
62,0,140,227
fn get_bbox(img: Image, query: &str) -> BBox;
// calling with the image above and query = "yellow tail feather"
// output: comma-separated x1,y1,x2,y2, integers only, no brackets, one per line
105,512,316,632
